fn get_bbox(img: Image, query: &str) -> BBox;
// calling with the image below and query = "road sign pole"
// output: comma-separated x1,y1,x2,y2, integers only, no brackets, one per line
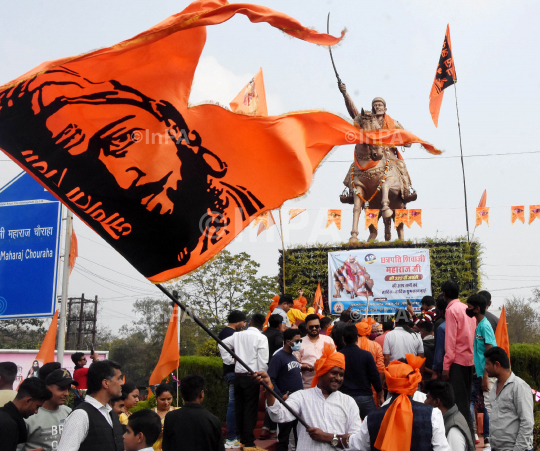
57,208,73,363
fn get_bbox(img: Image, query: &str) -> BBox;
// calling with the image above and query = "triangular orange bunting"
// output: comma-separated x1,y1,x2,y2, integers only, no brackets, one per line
253,211,275,236
394,210,409,229
476,207,489,226
529,205,540,224
365,209,379,230
478,190,487,208
230,68,268,117
35,310,59,364
511,206,525,224
326,210,342,230
288,208,306,223
409,209,422,227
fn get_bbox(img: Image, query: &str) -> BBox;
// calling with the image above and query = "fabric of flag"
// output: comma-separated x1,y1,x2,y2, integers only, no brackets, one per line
394,210,409,228
312,282,323,314
409,209,422,227
511,206,525,224
365,209,379,230
263,295,280,329
35,310,59,364
478,190,487,208
495,305,510,364
529,205,540,224
476,207,489,226
149,305,180,385
69,229,78,274
326,210,342,230
288,208,306,223
253,211,275,236
230,68,268,116
429,24,457,127
0,0,440,284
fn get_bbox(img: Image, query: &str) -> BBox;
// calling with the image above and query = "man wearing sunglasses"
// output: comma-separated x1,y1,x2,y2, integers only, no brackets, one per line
267,328,305,451
298,314,334,389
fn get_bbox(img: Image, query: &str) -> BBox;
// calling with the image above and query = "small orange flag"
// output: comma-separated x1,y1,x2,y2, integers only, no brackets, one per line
394,210,409,229
511,206,525,224
326,210,342,230
288,208,306,223
478,190,487,208
365,209,379,230
495,305,510,364
429,24,457,127
263,295,280,329
476,207,489,226
253,211,275,236
149,305,179,386
69,229,78,274
529,205,540,224
230,68,268,117
35,310,59,364
312,283,324,314
409,209,422,228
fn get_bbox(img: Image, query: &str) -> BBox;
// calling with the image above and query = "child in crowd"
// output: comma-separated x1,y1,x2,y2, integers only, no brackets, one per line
124,409,162,451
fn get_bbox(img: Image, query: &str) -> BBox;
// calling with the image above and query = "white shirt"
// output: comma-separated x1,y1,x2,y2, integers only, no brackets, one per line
220,327,269,373
57,395,113,451
347,400,449,451
267,386,362,451
274,306,291,327
382,327,424,362
446,427,467,451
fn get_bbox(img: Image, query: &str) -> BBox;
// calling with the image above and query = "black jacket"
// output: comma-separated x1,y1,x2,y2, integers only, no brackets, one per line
262,327,284,362
339,344,382,397
0,401,27,451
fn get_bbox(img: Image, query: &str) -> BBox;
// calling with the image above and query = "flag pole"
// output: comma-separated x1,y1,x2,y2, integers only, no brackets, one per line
57,207,73,363
155,283,310,429
453,83,470,242
278,210,286,294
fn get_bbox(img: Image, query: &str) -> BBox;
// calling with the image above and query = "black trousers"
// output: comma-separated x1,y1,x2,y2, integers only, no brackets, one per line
449,363,475,437
234,374,260,447
277,420,298,451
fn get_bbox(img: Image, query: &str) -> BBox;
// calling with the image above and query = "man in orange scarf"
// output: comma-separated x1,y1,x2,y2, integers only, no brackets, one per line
356,321,385,408
254,343,362,450
340,355,450,451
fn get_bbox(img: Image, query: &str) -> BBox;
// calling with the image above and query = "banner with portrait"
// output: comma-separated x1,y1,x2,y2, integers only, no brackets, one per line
328,248,432,316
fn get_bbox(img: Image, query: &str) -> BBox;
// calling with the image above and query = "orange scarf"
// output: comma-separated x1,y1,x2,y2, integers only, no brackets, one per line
293,296,307,313
356,321,371,350
262,295,280,329
374,354,425,451
310,342,346,388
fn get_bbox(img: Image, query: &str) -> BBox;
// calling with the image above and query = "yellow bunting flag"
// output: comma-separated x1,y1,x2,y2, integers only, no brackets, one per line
288,208,306,223
327,210,342,230
230,68,268,116
409,209,422,227
476,207,489,226
394,210,409,229
253,211,275,236
365,209,379,230
530,205,540,224
511,206,525,224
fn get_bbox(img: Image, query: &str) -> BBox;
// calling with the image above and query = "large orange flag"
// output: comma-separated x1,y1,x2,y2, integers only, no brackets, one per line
495,305,510,364
35,310,59,364
429,25,457,127
149,305,179,385
230,68,268,116
0,0,440,284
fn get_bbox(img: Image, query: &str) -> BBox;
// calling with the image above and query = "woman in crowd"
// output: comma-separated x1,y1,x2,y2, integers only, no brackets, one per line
152,383,178,451
119,382,140,425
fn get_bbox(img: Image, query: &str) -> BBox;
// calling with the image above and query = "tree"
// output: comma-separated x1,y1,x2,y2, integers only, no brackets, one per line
0,318,47,349
168,250,278,330
505,289,540,344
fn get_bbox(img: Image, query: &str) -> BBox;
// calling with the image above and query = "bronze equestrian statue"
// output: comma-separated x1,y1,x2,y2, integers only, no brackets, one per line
338,82,417,242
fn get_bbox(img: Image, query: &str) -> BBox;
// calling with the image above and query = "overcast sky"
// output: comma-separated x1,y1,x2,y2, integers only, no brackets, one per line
1,0,539,335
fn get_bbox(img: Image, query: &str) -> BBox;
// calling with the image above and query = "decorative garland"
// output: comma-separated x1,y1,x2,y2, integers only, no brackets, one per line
351,150,390,209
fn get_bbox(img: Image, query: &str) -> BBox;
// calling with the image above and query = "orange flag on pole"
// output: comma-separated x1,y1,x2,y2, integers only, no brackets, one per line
478,190,487,208
326,210,342,230
429,24,457,127
476,207,489,226
149,305,180,386
495,305,510,364
230,68,268,117
288,209,306,223
69,229,78,274
511,206,525,224
35,310,59,364
529,205,540,224
253,211,275,236
312,282,324,314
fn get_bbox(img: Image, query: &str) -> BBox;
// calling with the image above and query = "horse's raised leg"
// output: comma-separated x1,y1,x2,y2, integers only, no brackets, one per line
383,216,392,241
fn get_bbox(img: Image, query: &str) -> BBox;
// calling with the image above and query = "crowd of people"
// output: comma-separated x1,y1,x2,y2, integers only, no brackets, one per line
0,281,535,451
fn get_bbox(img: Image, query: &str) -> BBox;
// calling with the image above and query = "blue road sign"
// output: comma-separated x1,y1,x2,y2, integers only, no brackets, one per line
0,172,62,318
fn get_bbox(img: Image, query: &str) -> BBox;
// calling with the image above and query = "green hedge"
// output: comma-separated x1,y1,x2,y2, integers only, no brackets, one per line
279,239,481,310
510,343,540,390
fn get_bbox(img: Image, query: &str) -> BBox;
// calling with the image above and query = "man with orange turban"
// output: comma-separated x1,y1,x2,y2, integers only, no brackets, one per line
253,342,361,451
356,321,385,373
342,355,450,451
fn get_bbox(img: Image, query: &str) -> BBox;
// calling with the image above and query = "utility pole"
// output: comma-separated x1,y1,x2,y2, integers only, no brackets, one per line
57,208,73,363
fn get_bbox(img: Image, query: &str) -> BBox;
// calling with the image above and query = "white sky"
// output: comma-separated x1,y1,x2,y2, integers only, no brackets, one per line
1,0,539,333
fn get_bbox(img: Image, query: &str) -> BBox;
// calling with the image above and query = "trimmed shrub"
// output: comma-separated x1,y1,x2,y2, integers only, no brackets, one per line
510,343,540,390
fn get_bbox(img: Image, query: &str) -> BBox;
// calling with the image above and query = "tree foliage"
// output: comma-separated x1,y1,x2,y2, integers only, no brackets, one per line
505,289,540,344
0,318,47,349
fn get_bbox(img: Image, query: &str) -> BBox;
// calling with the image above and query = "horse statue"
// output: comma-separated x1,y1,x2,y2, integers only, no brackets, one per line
342,109,416,242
